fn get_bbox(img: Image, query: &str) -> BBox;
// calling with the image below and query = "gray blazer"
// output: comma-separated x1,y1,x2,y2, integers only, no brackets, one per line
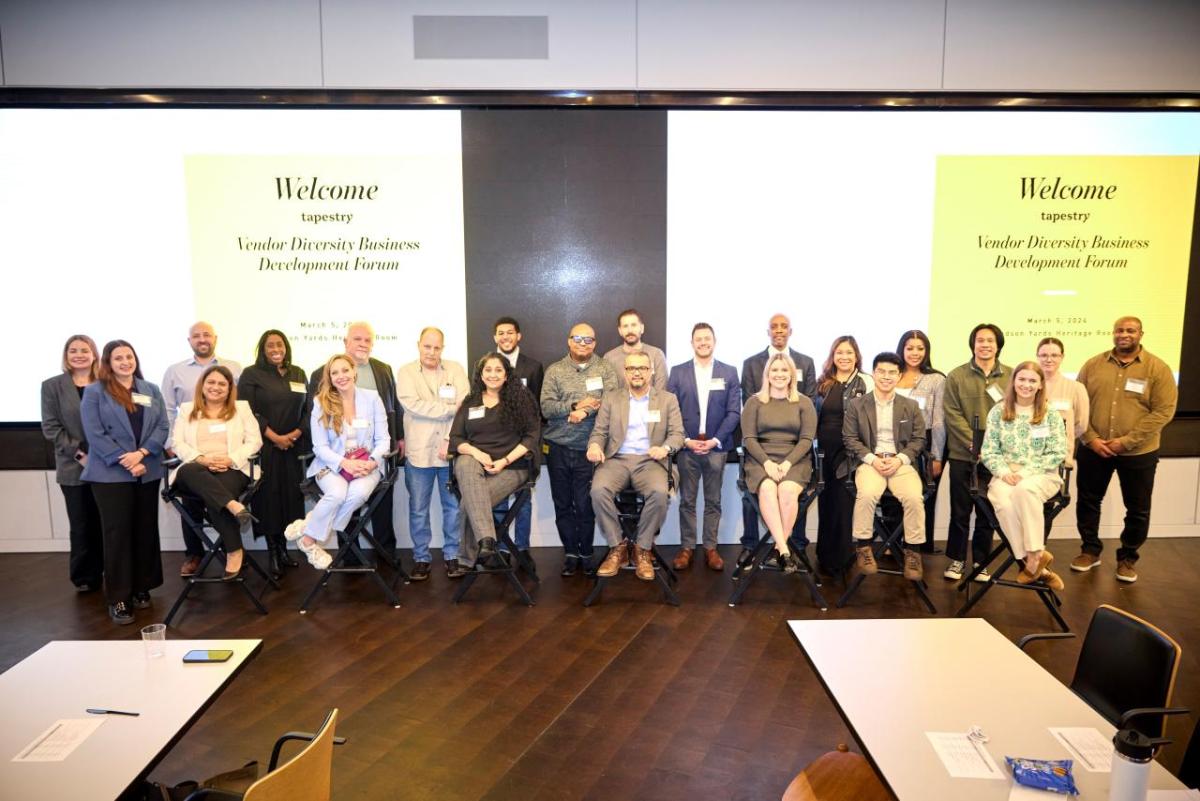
40,373,88,485
589,386,685,459
841,391,927,478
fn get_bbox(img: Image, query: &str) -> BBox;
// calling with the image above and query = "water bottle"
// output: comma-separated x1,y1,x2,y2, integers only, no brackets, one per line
1108,707,1188,801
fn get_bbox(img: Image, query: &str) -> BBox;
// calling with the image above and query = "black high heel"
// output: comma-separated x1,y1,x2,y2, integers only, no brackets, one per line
234,508,259,530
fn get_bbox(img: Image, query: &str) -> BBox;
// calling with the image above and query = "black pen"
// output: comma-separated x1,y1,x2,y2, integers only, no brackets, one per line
86,708,140,717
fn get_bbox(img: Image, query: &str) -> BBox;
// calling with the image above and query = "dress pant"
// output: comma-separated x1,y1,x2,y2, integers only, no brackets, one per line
1076,447,1158,564
455,458,530,565
987,472,1061,559
308,470,382,546
946,458,994,565
816,453,855,571
91,481,163,605
546,443,596,559
920,439,943,554
180,510,206,559
676,449,726,550
590,454,670,549
60,483,103,588
172,463,250,553
852,464,926,546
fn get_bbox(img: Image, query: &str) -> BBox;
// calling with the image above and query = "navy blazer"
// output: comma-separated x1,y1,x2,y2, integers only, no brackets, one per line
80,379,169,483
741,347,818,403
666,359,741,451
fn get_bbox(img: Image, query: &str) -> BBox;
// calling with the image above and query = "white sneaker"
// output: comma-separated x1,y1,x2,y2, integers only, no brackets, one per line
972,564,992,584
943,559,965,581
297,538,332,570
284,518,307,542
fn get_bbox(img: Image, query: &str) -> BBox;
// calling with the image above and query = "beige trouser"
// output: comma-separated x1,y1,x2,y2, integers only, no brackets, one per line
986,473,1062,559
853,463,926,545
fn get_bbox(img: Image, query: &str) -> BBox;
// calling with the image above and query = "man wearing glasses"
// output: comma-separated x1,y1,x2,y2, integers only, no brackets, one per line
842,352,929,581
587,352,685,580
541,323,619,576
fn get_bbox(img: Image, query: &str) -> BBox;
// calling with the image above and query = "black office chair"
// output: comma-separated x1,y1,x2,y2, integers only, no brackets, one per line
727,446,827,610
447,450,541,607
160,455,278,625
296,449,407,614
836,451,938,614
1019,604,1183,738
956,415,1072,631
1180,716,1200,789
583,460,680,607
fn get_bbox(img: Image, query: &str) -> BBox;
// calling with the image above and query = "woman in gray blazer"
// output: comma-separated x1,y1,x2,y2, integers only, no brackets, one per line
40,334,104,592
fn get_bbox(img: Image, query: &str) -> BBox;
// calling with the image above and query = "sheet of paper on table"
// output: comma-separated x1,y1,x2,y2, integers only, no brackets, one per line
1049,726,1114,772
926,731,1004,780
12,718,105,762
1146,791,1200,800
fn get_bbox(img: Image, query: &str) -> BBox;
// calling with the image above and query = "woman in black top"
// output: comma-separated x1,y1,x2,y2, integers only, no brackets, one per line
814,335,873,576
449,353,540,568
237,330,308,578
40,334,104,592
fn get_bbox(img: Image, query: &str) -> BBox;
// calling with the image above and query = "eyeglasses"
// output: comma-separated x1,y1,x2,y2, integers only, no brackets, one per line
570,336,596,345
625,366,651,373
874,369,900,378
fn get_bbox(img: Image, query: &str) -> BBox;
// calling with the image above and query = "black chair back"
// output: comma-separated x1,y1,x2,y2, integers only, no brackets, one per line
1072,604,1181,737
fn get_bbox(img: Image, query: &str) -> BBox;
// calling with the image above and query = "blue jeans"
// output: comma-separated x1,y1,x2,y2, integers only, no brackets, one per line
493,494,532,550
404,465,460,563
546,443,596,558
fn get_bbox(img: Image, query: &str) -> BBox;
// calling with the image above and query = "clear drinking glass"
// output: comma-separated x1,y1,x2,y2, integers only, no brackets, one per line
141,623,166,658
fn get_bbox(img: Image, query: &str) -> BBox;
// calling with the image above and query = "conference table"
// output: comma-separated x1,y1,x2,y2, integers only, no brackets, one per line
0,638,262,801
789,618,1188,800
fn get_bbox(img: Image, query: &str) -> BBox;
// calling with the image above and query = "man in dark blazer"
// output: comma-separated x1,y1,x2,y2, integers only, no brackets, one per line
484,316,545,551
666,322,740,571
587,352,685,581
842,352,928,581
738,313,818,564
307,322,404,558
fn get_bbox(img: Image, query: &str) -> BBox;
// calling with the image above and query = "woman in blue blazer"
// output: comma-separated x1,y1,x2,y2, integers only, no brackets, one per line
284,354,389,569
80,340,170,625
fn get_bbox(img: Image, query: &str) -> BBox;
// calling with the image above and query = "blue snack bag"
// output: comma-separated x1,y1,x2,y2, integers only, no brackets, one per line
1005,756,1080,796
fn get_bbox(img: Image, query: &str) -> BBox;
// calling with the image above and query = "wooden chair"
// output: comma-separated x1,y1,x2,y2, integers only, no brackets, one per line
781,744,890,801
185,709,344,801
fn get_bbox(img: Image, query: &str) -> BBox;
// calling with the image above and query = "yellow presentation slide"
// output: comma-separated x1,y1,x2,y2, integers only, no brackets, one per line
930,155,1197,373
184,153,466,372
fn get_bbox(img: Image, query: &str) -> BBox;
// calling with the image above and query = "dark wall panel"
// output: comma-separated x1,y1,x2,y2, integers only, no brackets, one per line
461,109,668,374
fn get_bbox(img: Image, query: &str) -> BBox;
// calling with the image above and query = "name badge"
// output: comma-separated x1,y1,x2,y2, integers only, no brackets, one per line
352,418,368,429
520,377,528,387
647,409,661,423
915,396,927,411
1030,425,1049,440
289,381,307,394
1125,378,1146,394
796,369,803,382
585,376,604,392
131,393,152,407
709,377,725,390
1050,399,1071,411
468,406,486,420
986,384,1003,402
438,385,456,401
207,423,227,434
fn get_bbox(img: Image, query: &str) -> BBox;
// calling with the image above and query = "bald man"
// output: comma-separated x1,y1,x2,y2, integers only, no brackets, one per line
162,321,243,576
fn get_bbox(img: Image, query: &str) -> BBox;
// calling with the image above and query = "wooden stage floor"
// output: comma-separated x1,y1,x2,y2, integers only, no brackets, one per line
2,539,1197,800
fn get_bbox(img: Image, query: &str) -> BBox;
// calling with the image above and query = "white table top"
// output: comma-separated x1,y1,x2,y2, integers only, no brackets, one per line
789,618,1186,801
0,639,262,801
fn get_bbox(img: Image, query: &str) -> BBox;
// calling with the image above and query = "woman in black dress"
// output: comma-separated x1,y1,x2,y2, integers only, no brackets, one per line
814,335,873,576
237,330,307,578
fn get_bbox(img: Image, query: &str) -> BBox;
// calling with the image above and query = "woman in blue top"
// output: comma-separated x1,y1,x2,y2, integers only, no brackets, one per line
79,340,169,625
980,361,1067,590
285,354,389,569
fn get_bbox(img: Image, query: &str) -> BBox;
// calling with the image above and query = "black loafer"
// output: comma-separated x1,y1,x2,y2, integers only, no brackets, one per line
560,555,580,577
132,592,152,610
75,582,100,593
477,537,497,562
109,601,134,625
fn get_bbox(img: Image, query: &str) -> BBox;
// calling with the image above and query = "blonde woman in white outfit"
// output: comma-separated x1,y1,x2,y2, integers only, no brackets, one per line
285,355,389,569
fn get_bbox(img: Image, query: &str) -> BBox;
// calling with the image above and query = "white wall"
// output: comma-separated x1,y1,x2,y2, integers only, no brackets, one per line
5,459,1198,553
1,0,1197,90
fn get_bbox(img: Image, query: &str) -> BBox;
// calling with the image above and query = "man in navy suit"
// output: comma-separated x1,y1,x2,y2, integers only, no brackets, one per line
738,313,818,566
667,323,741,571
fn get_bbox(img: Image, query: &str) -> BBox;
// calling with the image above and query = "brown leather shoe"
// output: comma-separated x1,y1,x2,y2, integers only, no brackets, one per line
704,547,724,571
855,545,878,575
180,556,202,577
633,545,655,581
1070,552,1101,572
673,548,694,570
596,542,627,577
902,549,923,581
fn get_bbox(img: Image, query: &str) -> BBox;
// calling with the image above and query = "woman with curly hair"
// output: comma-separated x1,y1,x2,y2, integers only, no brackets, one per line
449,352,541,568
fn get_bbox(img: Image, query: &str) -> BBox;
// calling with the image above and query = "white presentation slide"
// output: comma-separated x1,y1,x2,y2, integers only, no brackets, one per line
666,110,1199,383
0,108,466,421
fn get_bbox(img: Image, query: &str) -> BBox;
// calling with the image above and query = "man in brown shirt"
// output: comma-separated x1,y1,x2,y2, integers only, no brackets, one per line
1071,316,1178,583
